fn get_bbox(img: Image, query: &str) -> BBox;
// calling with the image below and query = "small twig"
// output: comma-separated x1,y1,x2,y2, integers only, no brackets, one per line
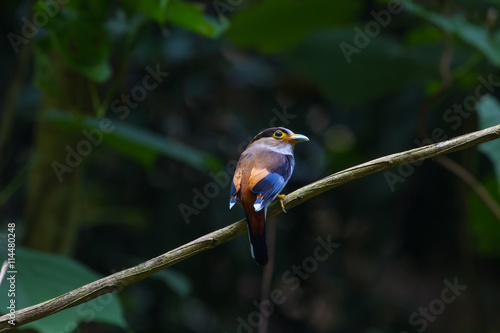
435,156,500,220
1,124,500,331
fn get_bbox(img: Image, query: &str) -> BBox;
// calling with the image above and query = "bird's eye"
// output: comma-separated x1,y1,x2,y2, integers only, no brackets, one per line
273,130,284,138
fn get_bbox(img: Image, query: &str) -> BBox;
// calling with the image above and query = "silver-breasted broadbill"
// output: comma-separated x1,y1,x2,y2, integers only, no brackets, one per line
229,127,309,265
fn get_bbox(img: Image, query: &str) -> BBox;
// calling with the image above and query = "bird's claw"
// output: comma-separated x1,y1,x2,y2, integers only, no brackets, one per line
277,194,287,213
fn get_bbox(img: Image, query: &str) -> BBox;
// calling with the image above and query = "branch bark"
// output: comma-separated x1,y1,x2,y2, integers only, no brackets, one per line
2,124,500,331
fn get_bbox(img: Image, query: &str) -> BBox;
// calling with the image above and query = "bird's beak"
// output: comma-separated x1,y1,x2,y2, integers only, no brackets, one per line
288,133,309,143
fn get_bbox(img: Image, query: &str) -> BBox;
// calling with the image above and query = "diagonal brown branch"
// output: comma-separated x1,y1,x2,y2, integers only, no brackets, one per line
1,124,500,331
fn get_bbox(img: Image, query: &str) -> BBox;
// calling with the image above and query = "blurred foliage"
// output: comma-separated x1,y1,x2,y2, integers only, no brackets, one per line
1,0,500,332
45,110,220,171
227,0,361,53
126,0,228,37
405,0,500,67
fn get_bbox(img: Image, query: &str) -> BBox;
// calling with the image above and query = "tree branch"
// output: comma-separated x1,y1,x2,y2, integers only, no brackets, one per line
2,124,500,331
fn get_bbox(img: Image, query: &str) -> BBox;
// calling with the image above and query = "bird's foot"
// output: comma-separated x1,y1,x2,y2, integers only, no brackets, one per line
277,194,287,213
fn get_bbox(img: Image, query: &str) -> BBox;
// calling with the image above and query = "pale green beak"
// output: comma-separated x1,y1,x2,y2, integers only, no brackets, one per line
289,133,309,143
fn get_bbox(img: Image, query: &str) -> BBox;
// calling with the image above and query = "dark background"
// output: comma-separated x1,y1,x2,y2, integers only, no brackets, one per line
1,0,500,332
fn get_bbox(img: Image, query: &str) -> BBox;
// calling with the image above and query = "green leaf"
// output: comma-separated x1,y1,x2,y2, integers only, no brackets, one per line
150,268,192,297
164,0,228,38
467,176,500,257
49,12,112,82
58,0,110,19
44,110,220,172
0,247,127,332
129,0,228,38
282,28,438,105
403,0,500,67
477,94,500,191
227,0,361,53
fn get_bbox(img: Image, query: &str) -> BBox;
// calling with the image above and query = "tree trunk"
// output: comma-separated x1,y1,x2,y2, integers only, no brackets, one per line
24,50,94,255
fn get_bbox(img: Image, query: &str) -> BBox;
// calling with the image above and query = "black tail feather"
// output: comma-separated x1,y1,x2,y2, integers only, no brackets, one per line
249,231,268,265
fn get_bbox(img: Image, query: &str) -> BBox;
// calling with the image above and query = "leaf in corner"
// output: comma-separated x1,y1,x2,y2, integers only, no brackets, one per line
0,247,127,332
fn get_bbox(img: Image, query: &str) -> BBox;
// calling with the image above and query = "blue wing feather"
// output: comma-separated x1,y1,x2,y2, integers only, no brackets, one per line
251,173,286,211
251,153,294,211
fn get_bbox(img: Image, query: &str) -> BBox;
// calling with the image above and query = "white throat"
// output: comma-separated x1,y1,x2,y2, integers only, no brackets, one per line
251,142,294,155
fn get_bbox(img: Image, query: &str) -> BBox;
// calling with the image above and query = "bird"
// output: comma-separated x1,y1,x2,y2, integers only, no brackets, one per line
229,127,309,265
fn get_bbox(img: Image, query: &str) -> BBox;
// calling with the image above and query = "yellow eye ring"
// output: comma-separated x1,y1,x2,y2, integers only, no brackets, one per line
273,130,284,139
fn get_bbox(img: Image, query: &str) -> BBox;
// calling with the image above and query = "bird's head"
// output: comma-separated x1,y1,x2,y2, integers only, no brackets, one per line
249,127,309,153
